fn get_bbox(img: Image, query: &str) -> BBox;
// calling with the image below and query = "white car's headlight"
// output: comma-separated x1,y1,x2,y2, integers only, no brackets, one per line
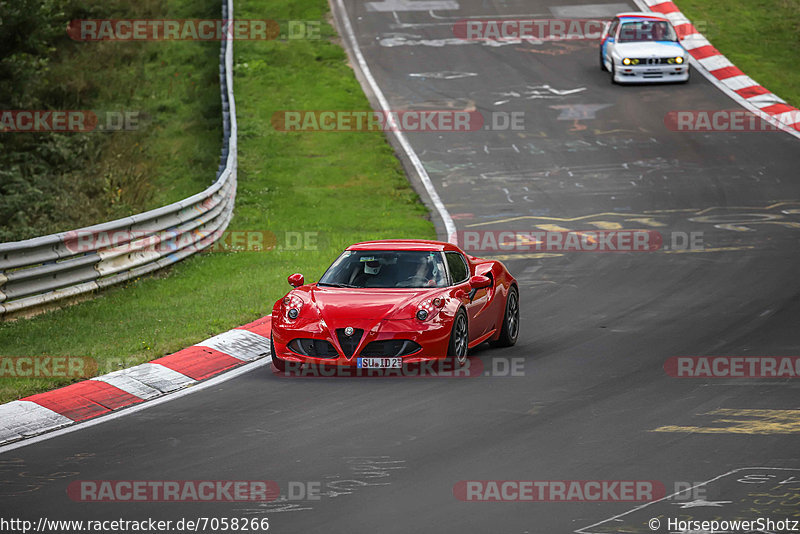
622,57,632,66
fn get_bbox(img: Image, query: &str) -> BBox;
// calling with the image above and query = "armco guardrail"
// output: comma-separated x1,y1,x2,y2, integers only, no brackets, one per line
0,0,238,319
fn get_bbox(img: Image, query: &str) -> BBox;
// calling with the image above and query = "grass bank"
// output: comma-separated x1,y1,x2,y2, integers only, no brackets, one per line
0,0,222,241
676,0,800,107
0,0,435,403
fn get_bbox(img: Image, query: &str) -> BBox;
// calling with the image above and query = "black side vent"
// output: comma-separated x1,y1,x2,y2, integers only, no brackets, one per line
336,328,364,358
287,339,339,359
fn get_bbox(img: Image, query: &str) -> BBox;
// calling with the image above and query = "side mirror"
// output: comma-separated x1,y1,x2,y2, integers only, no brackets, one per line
288,273,304,287
469,275,491,290
601,21,611,40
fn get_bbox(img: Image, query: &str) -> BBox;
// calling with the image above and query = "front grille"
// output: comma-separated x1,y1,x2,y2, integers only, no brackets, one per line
631,58,674,65
287,338,339,359
360,340,422,357
336,328,364,358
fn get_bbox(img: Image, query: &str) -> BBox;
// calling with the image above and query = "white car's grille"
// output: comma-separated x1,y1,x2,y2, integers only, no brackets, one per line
630,58,678,65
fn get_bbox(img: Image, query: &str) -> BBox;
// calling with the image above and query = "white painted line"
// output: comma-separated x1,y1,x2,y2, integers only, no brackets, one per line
117,363,194,393
0,358,271,455
92,373,162,400
0,401,73,444
334,0,458,244
198,329,272,362
575,467,800,533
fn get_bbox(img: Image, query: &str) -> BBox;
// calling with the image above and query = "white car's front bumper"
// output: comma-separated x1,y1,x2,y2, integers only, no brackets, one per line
614,63,689,83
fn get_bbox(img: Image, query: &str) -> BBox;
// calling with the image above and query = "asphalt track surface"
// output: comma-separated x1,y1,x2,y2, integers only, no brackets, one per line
3,1,800,533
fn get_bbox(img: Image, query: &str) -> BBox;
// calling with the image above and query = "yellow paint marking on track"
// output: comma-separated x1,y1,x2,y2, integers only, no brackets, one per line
715,224,755,232
652,409,800,435
503,234,542,247
689,201,800,216
625,217,666,227
467,213,662,228
661,246,755,254
592,128,640,135
587,221,622,230
535,224,571,232
483,253,563,261
757,221,800,229
469,201,800,229
644,201,800,216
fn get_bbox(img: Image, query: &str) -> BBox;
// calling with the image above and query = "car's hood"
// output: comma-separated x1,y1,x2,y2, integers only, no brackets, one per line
615,41,684,57
309,286,434,323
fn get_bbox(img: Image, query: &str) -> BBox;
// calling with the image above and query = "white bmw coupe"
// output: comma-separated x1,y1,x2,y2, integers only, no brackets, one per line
600,12,690,84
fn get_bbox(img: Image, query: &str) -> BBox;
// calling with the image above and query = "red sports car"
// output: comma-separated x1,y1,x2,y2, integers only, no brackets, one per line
270,240,519,373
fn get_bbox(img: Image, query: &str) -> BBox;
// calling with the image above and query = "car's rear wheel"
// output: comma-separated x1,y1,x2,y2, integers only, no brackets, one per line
491,286,519,347
447,309,469,366
271,336,287,372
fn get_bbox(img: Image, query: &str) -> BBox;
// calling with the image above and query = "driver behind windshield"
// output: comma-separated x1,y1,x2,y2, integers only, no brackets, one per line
320,250,448,288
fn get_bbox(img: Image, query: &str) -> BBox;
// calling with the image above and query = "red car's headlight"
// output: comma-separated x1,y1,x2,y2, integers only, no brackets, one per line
282,294,304,320
416,297,444,321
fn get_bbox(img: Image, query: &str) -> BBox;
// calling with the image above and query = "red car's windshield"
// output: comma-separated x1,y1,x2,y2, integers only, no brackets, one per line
318,250,449,288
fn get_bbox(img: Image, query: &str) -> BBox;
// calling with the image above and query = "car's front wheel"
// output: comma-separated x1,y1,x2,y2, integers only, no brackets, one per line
491,286,519,347
271,336,287,372
610,62,618,84
600,49,607,71
447,309,469,366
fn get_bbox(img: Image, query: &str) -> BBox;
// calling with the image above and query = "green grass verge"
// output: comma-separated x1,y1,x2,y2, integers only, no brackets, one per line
0,0,223,241
676,0,800,107
0,0,435,403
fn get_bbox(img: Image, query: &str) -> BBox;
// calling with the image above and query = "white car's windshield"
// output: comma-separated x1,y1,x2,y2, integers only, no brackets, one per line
318,250,448,288
618,20,678,42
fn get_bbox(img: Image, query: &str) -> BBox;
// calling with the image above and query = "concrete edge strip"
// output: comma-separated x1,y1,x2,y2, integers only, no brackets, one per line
635,0,800,139
0,317,272,449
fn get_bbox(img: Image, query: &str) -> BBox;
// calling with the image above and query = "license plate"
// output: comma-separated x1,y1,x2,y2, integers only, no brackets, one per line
357,357,402,369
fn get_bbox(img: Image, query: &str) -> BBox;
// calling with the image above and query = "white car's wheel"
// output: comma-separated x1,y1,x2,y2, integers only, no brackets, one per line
600,49,607,72
610,62,618,84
